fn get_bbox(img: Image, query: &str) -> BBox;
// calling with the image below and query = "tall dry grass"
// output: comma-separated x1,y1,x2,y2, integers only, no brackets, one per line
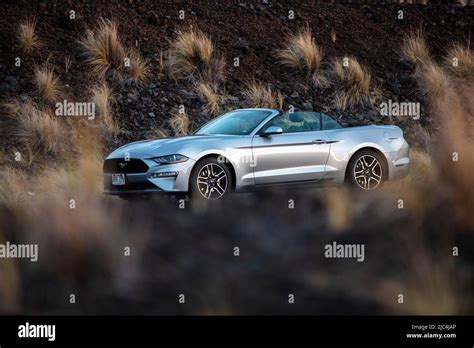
321,34,474,314
399,31,474,228
148,127,170,139
168,29,225,88
370,35,474,314
242,81,284,109
196,82,223,115
79,18,126,79
18,17,41,50
444,43,473,81
0,167,31,210
401,32,473,121
126,47,149,82
34,67,62,104
401,30,431,66
277,28,327,87
168,29,213,75
0,129,131,298
4,100,69,160
421,64,474,227
332,57,373,110
92,83,120,135
169,110,190,135
443,43,474,118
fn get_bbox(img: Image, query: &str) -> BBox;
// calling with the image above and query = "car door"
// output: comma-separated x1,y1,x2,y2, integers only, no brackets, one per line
251,111,331,185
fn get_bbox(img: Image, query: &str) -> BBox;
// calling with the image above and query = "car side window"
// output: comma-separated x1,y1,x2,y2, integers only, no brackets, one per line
262,111,321,134
321,113,342,130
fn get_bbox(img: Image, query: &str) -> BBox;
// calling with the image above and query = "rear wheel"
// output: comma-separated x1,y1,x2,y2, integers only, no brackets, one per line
190,157,232,201
347,150,385,190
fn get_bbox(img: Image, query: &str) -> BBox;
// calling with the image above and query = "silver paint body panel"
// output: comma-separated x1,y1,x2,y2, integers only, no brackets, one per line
103,108,410,194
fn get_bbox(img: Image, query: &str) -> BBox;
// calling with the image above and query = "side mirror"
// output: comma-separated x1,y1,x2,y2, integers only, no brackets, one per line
261,126,283,137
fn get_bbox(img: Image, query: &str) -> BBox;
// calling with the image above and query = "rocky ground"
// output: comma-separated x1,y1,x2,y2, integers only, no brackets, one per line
0,0,472,149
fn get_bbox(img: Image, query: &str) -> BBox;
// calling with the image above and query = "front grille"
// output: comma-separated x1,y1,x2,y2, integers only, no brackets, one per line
103,158,149,174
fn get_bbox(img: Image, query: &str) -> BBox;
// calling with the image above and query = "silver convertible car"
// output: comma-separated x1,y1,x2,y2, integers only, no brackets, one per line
103,109,410,200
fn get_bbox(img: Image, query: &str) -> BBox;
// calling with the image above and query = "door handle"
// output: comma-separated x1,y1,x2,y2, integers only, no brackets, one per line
312,139,326,144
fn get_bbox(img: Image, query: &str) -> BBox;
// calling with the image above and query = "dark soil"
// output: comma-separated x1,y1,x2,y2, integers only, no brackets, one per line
0,0,472,148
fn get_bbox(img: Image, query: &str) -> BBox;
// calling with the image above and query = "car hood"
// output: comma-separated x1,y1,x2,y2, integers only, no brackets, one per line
108,134,240,158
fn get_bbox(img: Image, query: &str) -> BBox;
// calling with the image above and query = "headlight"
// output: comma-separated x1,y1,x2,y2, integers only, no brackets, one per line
151,154,189,165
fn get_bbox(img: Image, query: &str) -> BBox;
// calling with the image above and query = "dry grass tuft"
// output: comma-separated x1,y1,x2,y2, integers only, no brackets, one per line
401,30,431,66
92,83,120,135
0,167,31,209
34,67,62,103
332,57,373,110
443,44,474,118
333,92,351,111
333,57,372,91
79,18,125,79
443,43,473,81
169,29,213,74
409,53,474,228
196,82,223,115
148,128,170,139
277,28,327,87
417,62,451,102
18,18,41,50
277,28,323,72
411,123,433,154
169,111,190,135
126,47,149,82
4,100,66,158
199,55,226,89
242,81,284,109
404,148,433,186
168,29,225,87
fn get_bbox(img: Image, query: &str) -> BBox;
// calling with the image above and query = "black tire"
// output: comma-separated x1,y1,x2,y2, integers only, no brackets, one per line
347,149,386,191
190,157,232,201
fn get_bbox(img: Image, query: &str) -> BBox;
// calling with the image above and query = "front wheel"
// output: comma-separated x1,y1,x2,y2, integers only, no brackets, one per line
190,157,232,201
347,150,386,191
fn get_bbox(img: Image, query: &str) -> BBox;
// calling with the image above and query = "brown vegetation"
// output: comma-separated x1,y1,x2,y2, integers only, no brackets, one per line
242,81,284,109
18,17,41,50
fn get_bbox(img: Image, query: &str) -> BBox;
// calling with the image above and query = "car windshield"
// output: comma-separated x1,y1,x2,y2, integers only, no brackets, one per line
195,110,272,135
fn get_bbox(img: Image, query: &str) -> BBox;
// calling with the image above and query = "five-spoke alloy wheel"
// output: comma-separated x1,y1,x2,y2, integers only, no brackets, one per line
347,150,385,190
191,157,232,200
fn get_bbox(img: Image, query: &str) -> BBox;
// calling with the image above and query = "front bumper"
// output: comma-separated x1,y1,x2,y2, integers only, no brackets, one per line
103,157,195,195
